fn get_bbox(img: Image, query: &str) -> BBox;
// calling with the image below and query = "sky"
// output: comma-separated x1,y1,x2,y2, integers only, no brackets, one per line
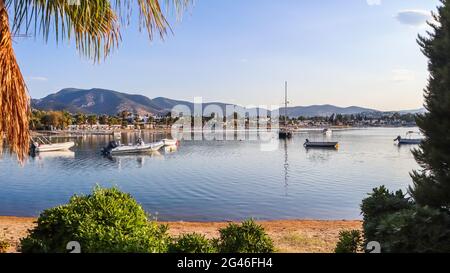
13,0,441,111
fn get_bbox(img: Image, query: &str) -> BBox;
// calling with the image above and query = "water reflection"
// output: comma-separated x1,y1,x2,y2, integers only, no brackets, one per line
0,128,420,221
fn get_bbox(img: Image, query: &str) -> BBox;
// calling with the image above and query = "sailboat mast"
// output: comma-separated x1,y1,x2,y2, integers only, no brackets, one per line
285,81,288,126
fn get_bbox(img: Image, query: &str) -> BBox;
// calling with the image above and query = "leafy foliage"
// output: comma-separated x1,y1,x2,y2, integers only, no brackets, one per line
216,219,274,253
169,233,217,253
361,186,414,240
411,0,450,209
20,187,169,253
334,230,362,253
361,186,450,253
369,206,450,253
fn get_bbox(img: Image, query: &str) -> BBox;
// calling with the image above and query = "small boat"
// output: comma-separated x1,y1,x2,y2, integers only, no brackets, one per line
394,131,422,145
162,138,179,146
323,128,332,136
102,138,164,155
31,136,75,153
279,128,293,139
303,139,339,149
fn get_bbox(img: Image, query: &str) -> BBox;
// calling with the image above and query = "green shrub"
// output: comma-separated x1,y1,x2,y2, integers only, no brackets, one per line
169,233,217,253
20,187,169,253
334,230,362,253
216,219,274,253
371,206,450,253
361,186,413,240
361,186,450,253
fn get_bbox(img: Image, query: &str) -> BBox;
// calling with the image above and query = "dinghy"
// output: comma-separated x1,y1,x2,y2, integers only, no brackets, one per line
102,138,164,155
394,131,422,145
31,136,75,153
303,139,339,149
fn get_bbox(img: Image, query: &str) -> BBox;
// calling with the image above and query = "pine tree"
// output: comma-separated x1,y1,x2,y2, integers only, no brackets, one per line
410,0,450,210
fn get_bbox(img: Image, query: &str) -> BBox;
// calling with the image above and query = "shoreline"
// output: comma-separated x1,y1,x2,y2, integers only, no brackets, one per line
0,216,362,253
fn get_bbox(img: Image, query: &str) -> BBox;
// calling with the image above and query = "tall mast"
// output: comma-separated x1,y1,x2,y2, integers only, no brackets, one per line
285,81,288,126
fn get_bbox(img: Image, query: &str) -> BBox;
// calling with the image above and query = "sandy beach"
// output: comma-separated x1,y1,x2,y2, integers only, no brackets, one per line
0,216,361,253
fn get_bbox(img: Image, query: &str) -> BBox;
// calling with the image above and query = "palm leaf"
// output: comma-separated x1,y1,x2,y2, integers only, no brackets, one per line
0,2,30,162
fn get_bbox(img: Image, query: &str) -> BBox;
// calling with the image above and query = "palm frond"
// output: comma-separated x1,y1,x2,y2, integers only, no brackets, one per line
7,0,121,61
7,0,192,60
0,4,30,162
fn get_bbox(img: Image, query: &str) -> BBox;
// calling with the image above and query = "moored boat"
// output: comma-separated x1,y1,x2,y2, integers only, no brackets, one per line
303,139,339,149
102,138,164,155
31,136,75,153
394,131,423,145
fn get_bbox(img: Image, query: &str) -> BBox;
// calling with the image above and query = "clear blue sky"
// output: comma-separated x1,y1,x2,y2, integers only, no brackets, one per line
13,0,440,111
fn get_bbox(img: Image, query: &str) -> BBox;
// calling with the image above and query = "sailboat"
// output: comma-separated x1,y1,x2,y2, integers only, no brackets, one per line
279,81,293,139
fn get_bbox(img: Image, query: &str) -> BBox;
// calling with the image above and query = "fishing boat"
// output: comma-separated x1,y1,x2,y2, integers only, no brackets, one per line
303,139,339,149
394,131,422,145
102,138,164,155
279,81,293,139
162,138,179,146
30,136,75,153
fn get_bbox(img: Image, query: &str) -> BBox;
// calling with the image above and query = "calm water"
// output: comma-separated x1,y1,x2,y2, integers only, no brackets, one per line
0,128,419,221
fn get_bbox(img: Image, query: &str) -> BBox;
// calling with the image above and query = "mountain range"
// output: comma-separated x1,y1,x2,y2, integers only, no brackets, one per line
31,88,425,117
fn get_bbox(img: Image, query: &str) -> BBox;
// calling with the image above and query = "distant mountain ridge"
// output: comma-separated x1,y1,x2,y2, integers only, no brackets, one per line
31,88,423,117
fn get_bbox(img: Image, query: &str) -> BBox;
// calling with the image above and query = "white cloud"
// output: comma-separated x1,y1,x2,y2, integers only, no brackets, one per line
27,76,48,82
392,69,415,82
395,10,433,27
367,0,381,6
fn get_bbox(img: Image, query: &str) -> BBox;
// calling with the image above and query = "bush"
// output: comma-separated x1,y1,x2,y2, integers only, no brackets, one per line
20,187,169,253
361,186,450,253
216,219,274,253
169,233,217,253
370,206,450,253
334,230,362,253
361,186,413,240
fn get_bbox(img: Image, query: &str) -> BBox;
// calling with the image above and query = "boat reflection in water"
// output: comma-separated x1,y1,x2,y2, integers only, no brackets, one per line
109,151,163,169
32,150,75,160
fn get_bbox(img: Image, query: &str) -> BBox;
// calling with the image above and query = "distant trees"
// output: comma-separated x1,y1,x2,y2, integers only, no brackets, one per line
87,115,98,126
75,113,87,125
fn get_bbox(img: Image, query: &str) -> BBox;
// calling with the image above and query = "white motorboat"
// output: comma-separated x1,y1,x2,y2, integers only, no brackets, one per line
102,138,164,155
162,138,179,146
31,136,75,153
394,131,423,145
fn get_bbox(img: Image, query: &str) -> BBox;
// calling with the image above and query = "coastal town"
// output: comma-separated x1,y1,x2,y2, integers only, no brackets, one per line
30,109,419,134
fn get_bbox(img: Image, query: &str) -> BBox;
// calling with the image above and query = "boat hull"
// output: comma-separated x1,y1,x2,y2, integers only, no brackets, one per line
304,142,339,149
398,139,422,145
35,142,75,152
109,141,164,155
